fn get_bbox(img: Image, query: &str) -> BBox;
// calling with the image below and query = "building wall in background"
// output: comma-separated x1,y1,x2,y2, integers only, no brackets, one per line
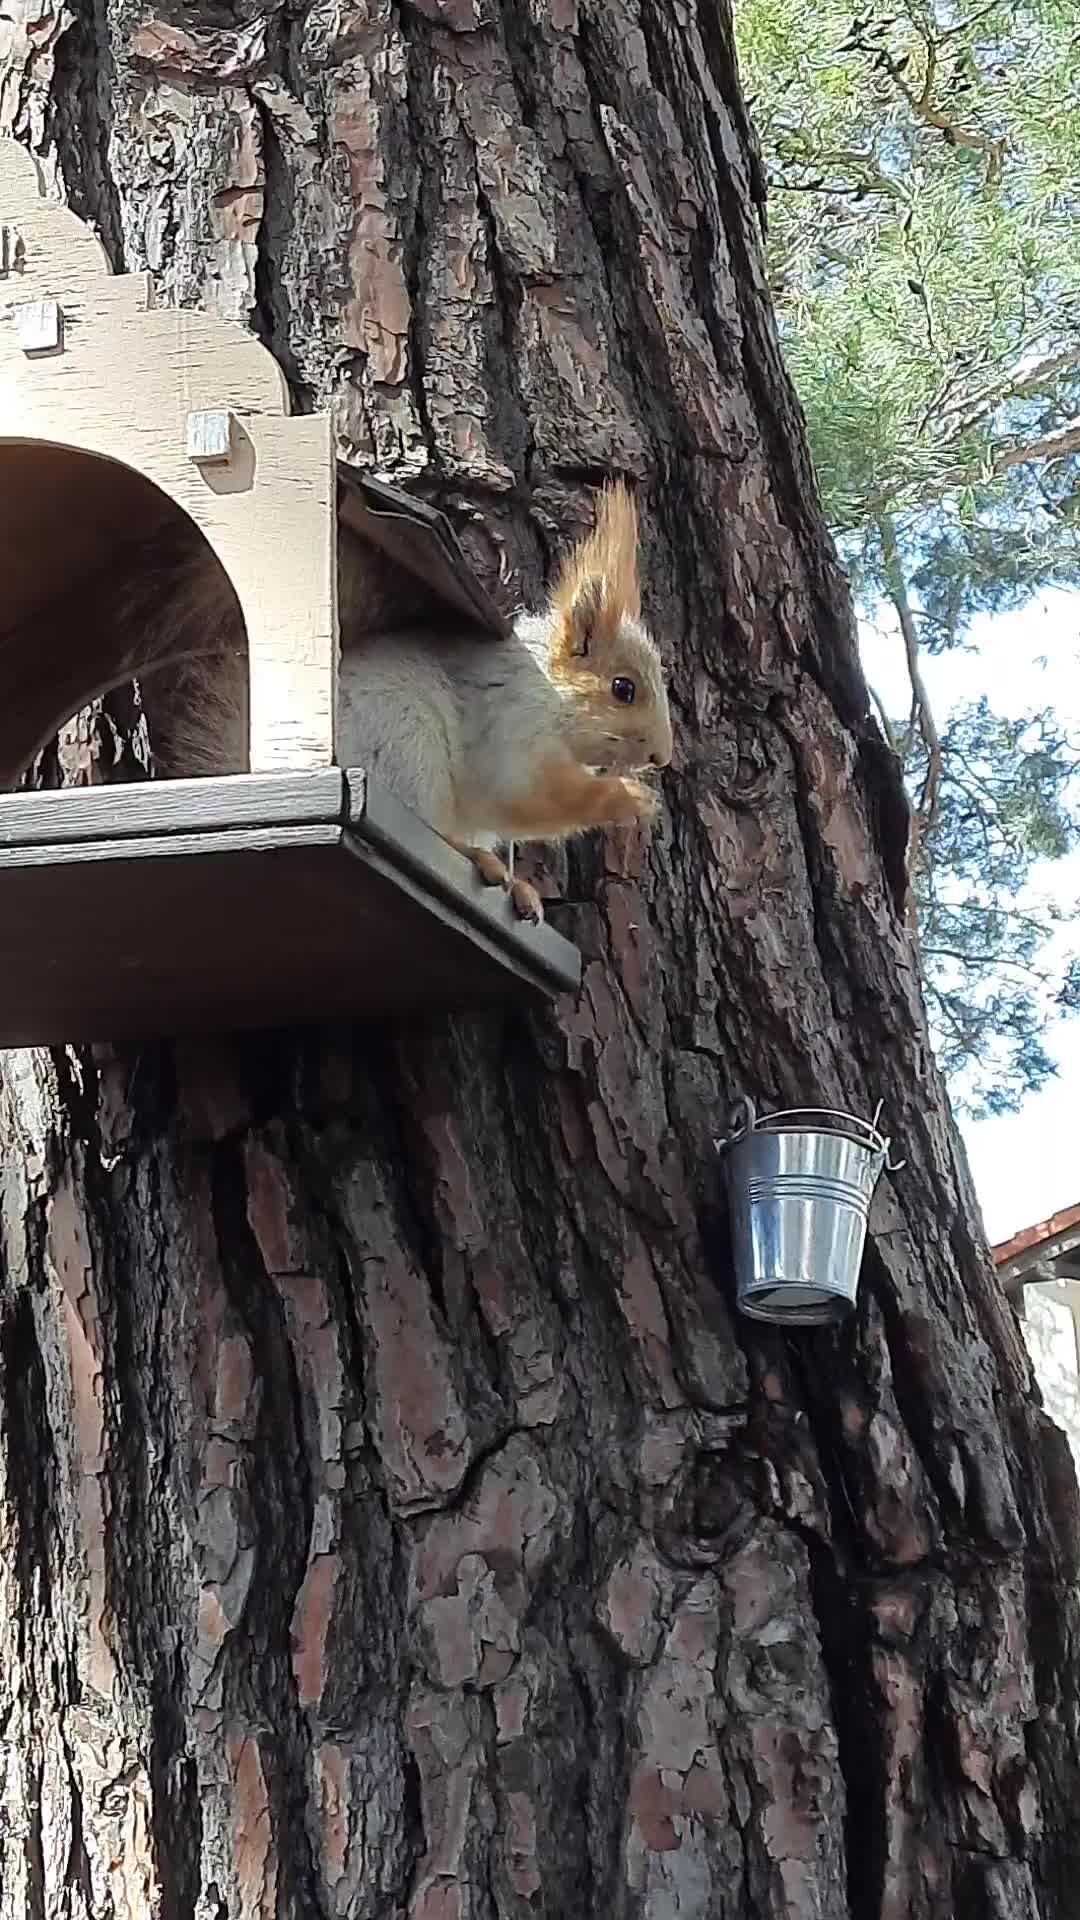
1020,1283,1080,1474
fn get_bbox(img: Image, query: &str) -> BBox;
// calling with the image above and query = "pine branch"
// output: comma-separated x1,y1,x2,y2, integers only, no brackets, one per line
773,145,911,205
883,38,1008,188
994,420,1080,474
919,945,1050,981
937,343,1080,445
864,412,1080,520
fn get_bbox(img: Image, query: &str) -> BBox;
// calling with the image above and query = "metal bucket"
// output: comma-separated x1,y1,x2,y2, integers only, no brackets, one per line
717,1101,890,1326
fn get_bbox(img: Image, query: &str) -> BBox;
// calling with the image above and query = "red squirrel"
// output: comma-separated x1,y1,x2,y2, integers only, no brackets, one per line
146,483,674,922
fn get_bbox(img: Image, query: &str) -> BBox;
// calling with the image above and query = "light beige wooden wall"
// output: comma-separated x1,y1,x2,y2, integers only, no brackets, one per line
0,139,337,777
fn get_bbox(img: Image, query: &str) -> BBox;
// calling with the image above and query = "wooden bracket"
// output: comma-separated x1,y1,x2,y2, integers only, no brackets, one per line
186,407,234,464
14,297,62,353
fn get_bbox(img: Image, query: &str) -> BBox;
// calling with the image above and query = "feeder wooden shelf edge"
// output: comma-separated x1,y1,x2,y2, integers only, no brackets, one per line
0,771,582,1046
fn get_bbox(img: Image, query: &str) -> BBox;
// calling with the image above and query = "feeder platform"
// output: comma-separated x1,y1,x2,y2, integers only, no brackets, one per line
0,770,581,1046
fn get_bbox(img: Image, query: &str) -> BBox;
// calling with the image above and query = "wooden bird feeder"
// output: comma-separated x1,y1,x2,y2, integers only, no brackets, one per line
0,142,580,1045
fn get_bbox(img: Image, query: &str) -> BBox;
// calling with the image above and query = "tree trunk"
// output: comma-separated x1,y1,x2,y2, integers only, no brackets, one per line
2,4,1078,1917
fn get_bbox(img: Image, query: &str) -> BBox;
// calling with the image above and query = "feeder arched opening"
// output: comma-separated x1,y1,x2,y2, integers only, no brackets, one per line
0,437,250,788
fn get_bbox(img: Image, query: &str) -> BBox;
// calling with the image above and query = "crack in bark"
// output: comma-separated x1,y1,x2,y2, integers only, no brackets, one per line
571,16,691,460
471,172,535,488
399,25,442,475
804,1539,888,1920
2,1294,56,1920
249,86,308,399
208,1143,335,1920
49,2,127,271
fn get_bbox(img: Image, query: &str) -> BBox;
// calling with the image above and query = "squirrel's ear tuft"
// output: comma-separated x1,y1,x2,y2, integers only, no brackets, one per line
551,481,641,662
565,576,606,657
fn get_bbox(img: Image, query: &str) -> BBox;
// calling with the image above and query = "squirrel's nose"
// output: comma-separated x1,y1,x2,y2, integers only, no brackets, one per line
650,749,670,768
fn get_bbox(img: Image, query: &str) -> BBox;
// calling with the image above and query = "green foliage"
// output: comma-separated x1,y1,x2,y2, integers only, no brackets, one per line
737,0,1080,1113
740,0,1080,524
908,699,1080,1115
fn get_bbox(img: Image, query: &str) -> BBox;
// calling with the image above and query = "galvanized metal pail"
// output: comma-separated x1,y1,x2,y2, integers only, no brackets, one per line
717,1101,890,1326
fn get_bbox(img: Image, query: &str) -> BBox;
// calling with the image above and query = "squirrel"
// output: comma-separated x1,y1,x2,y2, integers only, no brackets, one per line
140,482,673,923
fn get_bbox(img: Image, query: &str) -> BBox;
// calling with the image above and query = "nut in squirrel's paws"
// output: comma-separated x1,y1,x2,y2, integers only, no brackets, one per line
606,776,659,827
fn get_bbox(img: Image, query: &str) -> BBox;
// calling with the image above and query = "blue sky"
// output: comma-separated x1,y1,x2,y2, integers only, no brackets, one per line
858,587,1080,1247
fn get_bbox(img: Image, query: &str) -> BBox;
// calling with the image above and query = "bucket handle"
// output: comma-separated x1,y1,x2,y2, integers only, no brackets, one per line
714,1096,757,1151
870,1098,907,1175
716,1100,905,1171
748,1107,889,1155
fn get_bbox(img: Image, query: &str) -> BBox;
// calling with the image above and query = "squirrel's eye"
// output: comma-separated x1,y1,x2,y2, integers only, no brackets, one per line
612,676,636,706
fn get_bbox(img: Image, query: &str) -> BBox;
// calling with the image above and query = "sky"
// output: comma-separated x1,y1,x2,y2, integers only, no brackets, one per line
857,587,1080,1248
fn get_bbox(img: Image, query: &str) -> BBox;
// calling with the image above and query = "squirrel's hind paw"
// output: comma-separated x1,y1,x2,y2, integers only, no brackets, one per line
452,838,545,926
463,845,509,889
509,876,545,924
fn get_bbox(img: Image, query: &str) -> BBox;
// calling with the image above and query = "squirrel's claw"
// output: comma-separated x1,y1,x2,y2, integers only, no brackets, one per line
455,840,545,926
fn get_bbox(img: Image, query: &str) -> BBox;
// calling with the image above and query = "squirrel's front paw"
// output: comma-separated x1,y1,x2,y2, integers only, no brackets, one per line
604,776,658,827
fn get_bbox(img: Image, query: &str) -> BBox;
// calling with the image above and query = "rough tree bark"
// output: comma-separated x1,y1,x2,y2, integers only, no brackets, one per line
1,3,1078,1918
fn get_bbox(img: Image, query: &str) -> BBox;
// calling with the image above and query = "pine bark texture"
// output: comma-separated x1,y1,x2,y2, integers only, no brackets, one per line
1,4,1078,1919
